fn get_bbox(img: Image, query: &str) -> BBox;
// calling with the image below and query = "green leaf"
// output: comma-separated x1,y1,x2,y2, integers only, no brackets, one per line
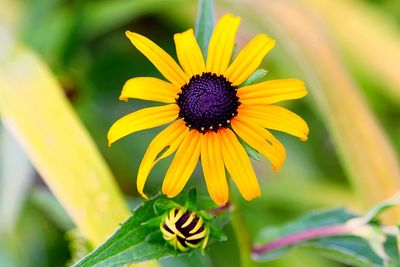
238,137,261,161
0,46,130,247
83,0,186,38
357,193,400,224
254,208,355,246
66,230,92,266
240,69,268,87
253,207,400,266
209,226,227,242
31,188,74,231
195,0,215,58
230,43,238,64
72,195,177,267
185,188,197,210
153,198,179,216
0,126,33,233
73,191,229,266
304,236,382,267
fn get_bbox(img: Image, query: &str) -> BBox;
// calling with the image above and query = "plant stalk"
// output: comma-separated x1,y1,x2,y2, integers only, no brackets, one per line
252,224,351,256
230,191,253,267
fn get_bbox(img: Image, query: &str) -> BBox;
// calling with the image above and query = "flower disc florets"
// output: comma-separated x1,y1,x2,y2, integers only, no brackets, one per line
176,72,240,133
160,207,209,252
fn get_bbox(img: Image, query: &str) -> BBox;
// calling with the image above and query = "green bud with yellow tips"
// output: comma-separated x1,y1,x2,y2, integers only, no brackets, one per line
160,207,210,252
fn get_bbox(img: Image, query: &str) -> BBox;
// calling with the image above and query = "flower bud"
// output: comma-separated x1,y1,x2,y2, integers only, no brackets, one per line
160,207,209,252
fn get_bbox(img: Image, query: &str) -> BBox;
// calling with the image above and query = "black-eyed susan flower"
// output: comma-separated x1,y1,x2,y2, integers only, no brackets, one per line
160,207,209,252
108,14,309,206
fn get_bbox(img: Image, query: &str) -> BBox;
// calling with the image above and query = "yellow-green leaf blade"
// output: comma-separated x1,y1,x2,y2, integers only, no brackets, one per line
0,46,130,247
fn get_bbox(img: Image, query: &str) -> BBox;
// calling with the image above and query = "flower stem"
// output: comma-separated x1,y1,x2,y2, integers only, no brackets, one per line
230,192,253,267
252,224,352,257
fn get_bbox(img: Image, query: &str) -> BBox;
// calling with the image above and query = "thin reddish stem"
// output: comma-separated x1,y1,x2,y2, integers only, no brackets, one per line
252,224,352,256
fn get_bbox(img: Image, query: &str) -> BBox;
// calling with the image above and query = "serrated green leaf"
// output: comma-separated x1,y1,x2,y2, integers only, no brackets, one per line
73,191,229,266
240,69,268,87
72,195,178,267
195,0,215,58
153,198,179,216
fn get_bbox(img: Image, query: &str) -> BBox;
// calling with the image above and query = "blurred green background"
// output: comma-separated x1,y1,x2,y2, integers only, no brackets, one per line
1,0,400,266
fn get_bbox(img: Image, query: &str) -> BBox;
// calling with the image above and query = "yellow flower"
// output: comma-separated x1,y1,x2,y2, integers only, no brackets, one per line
108,14,309,205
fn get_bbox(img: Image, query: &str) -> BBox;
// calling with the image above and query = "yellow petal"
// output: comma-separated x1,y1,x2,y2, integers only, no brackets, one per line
186,228,206,240
162,130,201,198
181,213,196,228
206,14,241,75
137,120,188,198
107,104,178,146
125,31,189,87
231,117,286,170
189,216,204,234
120,77,180,103
226,34,275,85
239,105,309,141
200,132,229,205
218,128,261,201
174,29,205,77
238,79,307,105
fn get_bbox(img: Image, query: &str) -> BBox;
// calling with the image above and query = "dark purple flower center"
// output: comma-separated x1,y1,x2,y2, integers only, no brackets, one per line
176,72,240,133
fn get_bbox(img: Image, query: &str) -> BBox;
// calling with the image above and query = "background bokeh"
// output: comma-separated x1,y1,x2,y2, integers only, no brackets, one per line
1,0,400,266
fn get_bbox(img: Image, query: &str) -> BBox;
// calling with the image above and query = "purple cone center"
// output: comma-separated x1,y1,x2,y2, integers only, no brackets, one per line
176,72,240,133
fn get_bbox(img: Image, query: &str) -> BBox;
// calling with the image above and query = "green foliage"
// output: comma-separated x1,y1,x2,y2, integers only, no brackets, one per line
238,136,261,161
3,0,400,266
195,0,215,58
73,190,229,266
72,195,175,267
67,230,92,266
240,69,268,87
253,202,400,267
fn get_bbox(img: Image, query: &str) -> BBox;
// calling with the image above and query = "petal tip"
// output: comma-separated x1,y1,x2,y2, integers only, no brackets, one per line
220,13,234,19
212,194,229,206
139,192,149,199
215,198,229,206
118,95,128,102
219,13,241,24
162,186,172,197
243,192,261,201
272,164,282,171
302,126,310,141
107,133,113,147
